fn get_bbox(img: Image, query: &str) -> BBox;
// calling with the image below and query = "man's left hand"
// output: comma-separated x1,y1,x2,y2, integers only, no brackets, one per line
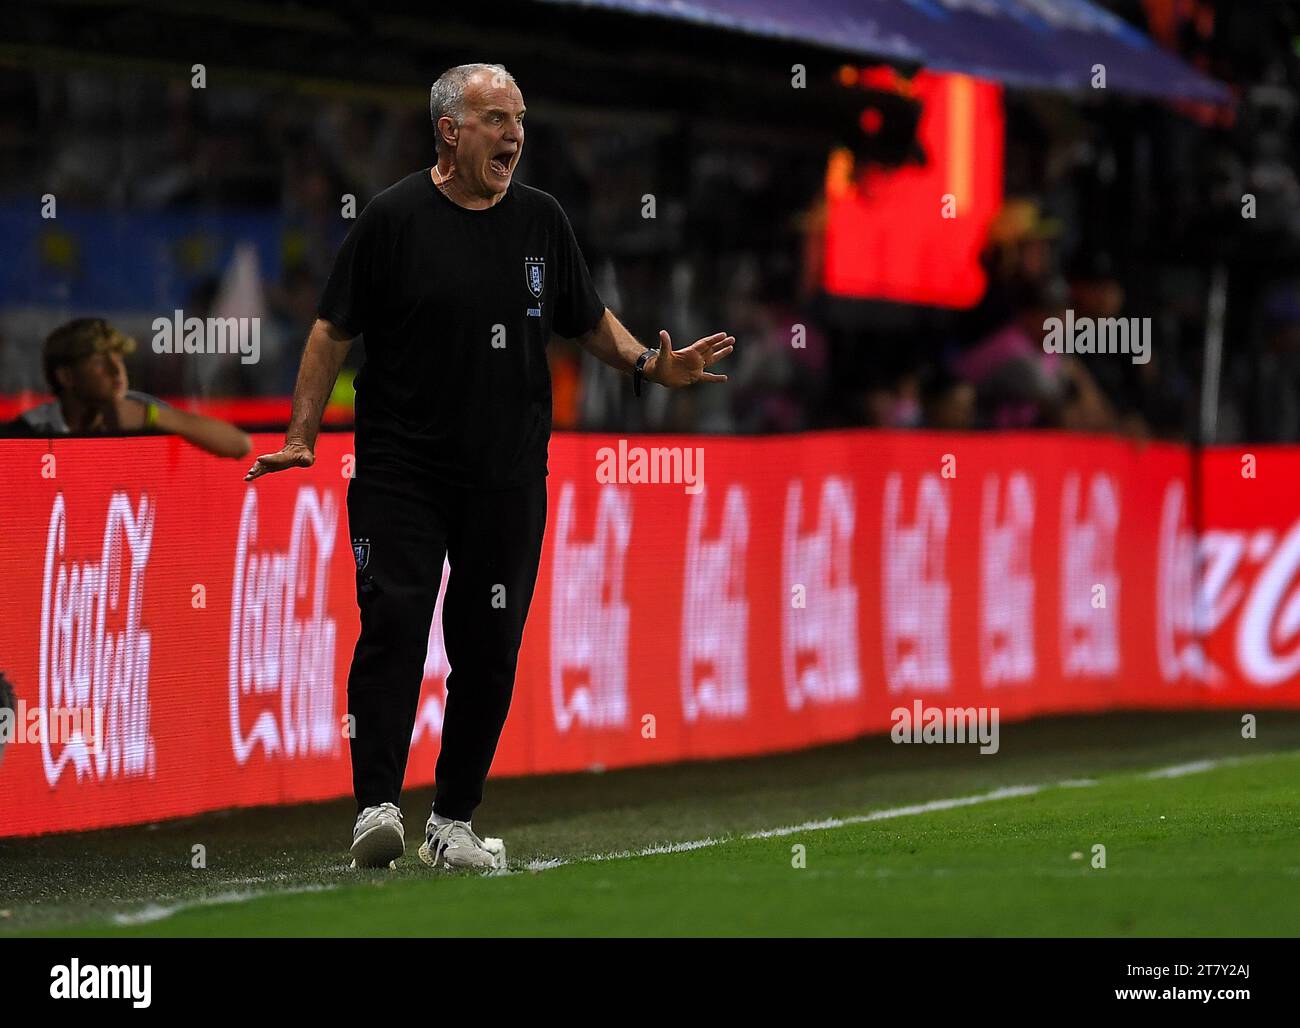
649,330,734,388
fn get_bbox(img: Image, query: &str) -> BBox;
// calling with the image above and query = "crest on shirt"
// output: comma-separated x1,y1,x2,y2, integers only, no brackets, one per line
352,538,371,571
525,257,545,299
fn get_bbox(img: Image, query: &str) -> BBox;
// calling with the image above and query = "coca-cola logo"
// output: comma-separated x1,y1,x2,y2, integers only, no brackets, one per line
784,476,860,708
681,486,749,722
1157,478,1300,688
1238,519,1300,685
229,487,339,763
882,473,950,693
980,472,1036,687
1059,471,1120,677
550,483,631,731
39,492,155,786
1156,480,1215,683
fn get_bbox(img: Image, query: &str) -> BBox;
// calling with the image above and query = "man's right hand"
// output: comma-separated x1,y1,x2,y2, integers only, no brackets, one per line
244,441,315,481
248,319,353,482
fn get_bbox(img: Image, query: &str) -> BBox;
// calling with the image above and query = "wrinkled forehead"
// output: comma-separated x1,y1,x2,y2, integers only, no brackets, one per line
465,71,525,114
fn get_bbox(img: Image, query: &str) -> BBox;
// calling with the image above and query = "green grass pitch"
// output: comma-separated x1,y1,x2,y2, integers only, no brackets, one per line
3,711,1298,937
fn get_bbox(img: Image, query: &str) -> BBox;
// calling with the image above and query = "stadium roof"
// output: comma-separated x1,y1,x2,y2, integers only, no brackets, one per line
538,0,1231,104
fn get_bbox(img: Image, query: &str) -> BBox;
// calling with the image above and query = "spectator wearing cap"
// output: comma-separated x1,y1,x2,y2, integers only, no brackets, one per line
14,318,251,458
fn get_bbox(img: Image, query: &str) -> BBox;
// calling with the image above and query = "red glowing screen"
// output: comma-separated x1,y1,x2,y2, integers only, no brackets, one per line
822,70,1005,308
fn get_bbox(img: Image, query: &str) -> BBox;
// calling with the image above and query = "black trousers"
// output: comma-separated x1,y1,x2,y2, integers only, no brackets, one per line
346,467,547,822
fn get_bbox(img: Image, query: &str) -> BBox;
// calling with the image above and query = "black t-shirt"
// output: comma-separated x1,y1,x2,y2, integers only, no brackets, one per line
318,169,605,486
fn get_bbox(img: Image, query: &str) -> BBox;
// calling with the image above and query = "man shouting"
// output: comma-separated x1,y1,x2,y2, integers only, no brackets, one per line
246,63,733,871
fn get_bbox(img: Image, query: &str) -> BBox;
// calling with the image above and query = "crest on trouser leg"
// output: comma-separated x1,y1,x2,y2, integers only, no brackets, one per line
352,538,371,571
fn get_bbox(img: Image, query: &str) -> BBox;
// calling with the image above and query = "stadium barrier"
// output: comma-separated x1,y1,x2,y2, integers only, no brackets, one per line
1,431,1297,837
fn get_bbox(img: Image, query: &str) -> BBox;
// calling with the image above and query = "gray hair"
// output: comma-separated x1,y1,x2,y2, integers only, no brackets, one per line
429,63,516,154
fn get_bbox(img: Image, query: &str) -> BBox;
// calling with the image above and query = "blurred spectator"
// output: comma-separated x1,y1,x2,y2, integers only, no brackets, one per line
953,280,1069,429
918,363,976,430
1,0,1299,444
266,263,323,394
965,198,1062,342
8,317,251,458
1250,281,1300,441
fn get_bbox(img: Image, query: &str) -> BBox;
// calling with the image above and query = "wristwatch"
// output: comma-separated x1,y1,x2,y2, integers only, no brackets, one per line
633,348,655,397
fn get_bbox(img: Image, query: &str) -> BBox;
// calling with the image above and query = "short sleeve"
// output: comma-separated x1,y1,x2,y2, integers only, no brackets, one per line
551,202,605,339
317,201,381,338
128,390,169,410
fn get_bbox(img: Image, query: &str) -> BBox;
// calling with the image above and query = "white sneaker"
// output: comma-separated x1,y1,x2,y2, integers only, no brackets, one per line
419,817,507,871
350,802,405,869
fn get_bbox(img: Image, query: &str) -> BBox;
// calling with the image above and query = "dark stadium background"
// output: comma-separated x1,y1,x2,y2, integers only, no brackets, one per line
1,0,1297,442
3,0,1300,958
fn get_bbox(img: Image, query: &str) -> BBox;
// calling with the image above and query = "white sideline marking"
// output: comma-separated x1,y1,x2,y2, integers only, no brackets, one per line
109,752,1271,920
586,836,722,861
525,857,568,871
744,785,1043,840
521,754,1260,872
112,884,335,926
216,873,292,886
1143,759,1219,779
520,785,1043,871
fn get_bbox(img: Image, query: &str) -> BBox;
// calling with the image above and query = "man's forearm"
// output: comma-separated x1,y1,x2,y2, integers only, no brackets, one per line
155,406,251,459
286,319,354,449
574,308,653,376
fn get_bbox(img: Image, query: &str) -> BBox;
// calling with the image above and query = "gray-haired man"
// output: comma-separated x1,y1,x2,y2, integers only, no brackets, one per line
246,63,733,870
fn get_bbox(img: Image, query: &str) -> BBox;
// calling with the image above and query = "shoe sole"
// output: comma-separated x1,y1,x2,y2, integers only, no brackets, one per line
418,840,498,871
350,823,405,869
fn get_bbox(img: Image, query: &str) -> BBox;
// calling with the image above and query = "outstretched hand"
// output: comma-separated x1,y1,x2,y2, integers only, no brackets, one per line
244,441,315,481
650,330,734,388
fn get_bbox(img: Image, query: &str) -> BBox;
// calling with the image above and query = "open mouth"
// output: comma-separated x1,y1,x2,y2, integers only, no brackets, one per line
490,149,515,177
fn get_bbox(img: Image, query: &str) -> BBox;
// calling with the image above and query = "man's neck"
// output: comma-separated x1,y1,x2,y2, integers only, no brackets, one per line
432,163,506,210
